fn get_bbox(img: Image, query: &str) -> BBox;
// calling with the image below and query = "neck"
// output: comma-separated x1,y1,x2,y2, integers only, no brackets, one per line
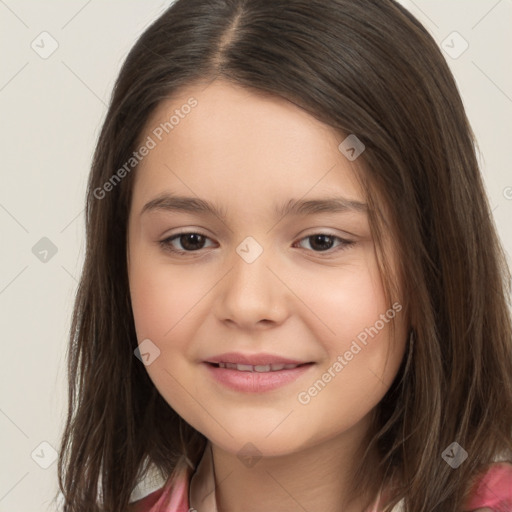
197,413,384,512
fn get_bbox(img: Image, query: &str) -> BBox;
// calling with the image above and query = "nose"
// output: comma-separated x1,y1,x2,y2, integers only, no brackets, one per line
214,243,290,330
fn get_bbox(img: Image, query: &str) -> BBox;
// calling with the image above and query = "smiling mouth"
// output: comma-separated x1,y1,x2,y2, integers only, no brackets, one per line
206,362,313,372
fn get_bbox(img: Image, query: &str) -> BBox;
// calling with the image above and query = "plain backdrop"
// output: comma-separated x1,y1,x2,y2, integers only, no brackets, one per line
0,1,511,510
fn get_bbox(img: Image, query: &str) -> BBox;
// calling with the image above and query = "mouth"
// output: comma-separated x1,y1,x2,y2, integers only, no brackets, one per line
205,362,313,372
202,360,316,393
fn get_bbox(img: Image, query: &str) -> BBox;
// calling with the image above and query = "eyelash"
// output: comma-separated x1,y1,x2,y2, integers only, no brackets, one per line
158,231,355,256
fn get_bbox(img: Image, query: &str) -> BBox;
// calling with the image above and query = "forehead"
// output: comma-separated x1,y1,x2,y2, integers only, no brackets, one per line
131,79,365,213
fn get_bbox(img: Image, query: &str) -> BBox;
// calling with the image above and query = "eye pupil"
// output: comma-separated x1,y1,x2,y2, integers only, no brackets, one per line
310,234,334,251
180,233,205,250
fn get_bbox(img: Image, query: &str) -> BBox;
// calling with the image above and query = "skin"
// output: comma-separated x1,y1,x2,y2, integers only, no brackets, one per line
127,79,408,512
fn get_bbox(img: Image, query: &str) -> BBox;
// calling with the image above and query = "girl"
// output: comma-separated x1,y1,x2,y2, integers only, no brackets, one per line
56,0,512,511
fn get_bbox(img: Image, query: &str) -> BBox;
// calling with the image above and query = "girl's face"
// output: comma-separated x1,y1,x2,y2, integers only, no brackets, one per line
127,79,407,458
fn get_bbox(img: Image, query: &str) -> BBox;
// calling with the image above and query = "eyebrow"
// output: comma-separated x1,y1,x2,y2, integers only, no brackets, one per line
140,193,368,220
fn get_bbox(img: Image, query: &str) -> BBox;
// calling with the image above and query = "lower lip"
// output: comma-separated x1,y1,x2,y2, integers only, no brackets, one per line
203,362,315,393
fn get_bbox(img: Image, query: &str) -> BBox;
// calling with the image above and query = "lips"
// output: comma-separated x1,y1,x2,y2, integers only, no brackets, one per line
203,359,315,393
211,362,303,372
202,352,315,392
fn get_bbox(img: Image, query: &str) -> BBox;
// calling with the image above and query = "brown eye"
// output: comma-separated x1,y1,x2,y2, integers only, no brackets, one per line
159,232,214,253
295,234,355,253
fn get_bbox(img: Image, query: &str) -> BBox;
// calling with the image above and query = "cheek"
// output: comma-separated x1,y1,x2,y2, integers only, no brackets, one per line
128,252,214,353
128,260,217,439
292,258,404,407
128,239,185,338
129,267,178,340
130,266,172,341
293,257,391,354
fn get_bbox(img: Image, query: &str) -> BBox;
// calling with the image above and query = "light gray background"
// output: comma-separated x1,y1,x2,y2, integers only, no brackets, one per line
0,1,511,510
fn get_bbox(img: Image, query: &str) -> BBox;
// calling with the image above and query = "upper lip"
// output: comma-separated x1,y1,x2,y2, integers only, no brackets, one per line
205,352,311,366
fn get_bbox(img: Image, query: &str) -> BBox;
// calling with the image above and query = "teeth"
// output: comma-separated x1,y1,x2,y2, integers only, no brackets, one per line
237,364,254,371
216,362,301,372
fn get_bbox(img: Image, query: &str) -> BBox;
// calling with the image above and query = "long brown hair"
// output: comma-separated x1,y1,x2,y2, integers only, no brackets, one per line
56,0,512,510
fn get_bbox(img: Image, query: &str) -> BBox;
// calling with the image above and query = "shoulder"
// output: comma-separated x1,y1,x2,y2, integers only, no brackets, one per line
463,461,512,511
